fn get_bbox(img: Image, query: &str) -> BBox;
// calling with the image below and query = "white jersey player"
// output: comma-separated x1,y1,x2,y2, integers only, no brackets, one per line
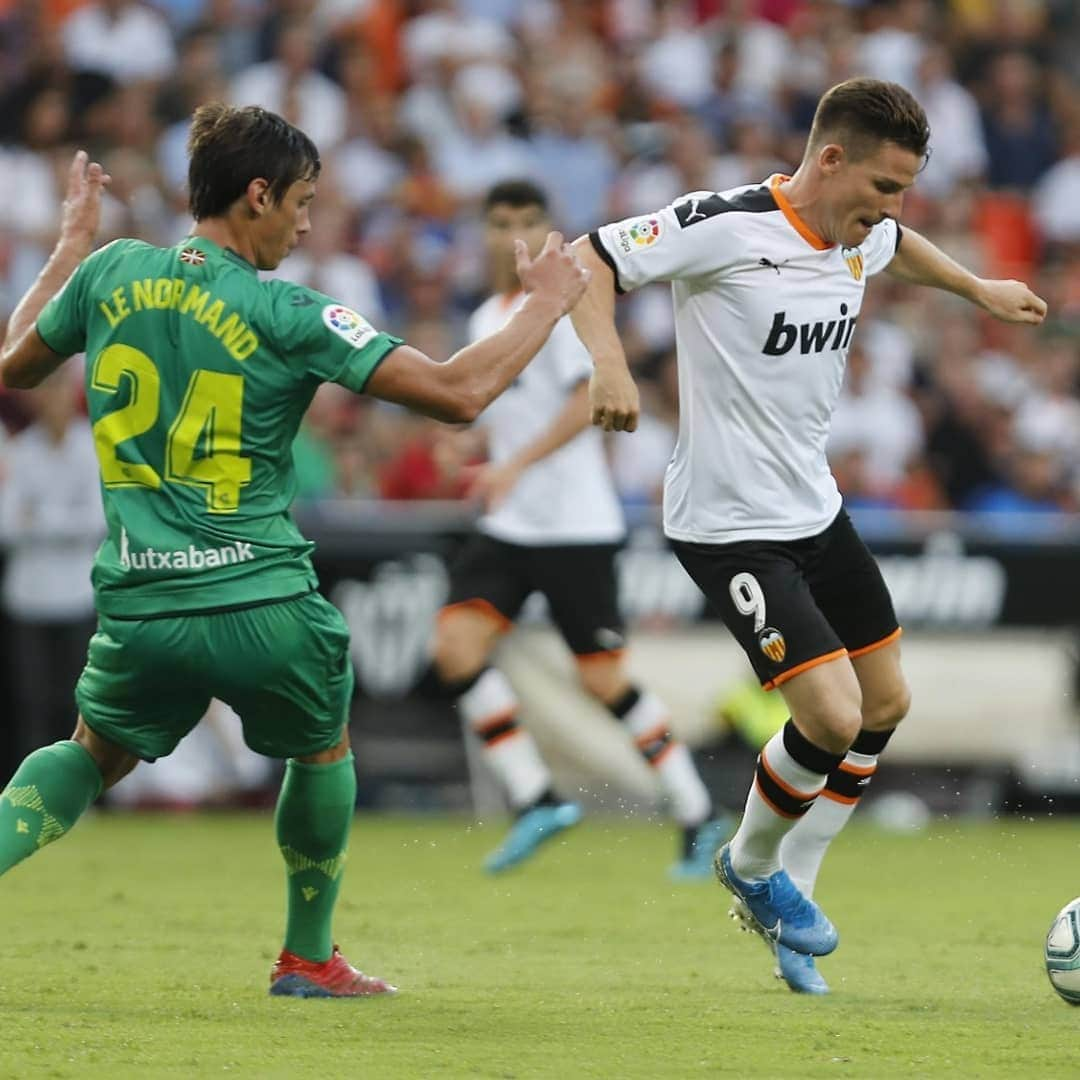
571,79,1047,993
423,180,729,878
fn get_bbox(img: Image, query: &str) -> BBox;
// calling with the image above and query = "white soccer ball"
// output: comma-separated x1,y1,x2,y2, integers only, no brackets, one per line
1045,897,1080,1005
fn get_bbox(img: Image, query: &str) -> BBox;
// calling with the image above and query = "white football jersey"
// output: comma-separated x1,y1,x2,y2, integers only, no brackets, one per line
469,293,625,546
592,174,901,544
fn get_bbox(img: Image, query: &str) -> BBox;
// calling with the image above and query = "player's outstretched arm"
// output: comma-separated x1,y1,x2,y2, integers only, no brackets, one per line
0,151,111,389
886,226,1048,324
468,381,591,510
364,232,589,423
568,236,639,432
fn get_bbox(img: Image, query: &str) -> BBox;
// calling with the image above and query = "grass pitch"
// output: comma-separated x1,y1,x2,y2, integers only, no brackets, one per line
2,812,1079,1079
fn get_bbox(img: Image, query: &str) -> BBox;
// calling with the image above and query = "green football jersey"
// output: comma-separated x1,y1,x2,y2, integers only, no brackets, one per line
36,235,402,618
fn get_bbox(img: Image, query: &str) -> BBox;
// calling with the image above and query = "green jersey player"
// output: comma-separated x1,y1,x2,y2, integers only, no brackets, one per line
0,104,589,998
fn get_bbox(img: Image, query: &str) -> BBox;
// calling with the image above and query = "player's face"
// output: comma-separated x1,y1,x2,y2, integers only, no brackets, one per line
254,177,315,270
826,140,920,249
484,202,549,288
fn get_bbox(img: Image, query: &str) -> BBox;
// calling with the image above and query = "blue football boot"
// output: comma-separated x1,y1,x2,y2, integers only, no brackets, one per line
484,802,583,873
714,844,838,956
728,896,831,994
774,944,830,995
668,817,733,881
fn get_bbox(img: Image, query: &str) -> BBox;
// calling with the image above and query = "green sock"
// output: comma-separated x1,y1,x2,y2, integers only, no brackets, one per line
275,752,357,962
0,740,104,875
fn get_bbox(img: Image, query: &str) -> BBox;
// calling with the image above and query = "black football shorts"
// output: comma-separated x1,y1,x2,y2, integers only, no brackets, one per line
671,509,900,689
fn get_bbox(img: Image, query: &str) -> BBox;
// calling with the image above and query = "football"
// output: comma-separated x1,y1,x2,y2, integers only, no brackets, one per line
1045,898,1080,1004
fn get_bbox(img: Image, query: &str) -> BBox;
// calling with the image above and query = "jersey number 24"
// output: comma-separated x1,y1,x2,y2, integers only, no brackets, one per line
90,343,251,514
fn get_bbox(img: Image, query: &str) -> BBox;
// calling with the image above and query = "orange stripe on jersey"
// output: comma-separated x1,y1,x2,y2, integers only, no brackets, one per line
848,627,903,660
769,175,833,251
759,748,818,802
438,599,514,633
762,648,848,690
753,774,803,819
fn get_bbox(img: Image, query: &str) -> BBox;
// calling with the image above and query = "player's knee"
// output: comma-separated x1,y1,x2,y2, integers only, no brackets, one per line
432,619,493,684
432,641,485,685
792,698,863,754
73,716,138,789
862,681,912,731
577,662,625,704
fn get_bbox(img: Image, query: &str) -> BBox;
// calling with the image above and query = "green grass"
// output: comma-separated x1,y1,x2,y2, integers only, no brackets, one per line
3,813,1080,1079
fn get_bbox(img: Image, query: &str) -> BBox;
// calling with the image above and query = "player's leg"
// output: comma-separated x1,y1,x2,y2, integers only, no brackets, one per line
575,651,728,877
780,639,909,898
779,510,909,900
215,593,393,996
432,602,582,871
542,540,726,875
0,612,204,877
0,714,137,875
673,537,858,956
421,535,580,872
431,603,558,813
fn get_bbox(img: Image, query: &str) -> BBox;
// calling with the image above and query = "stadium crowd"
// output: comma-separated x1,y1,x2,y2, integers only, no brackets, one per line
1,0,1079,776
0,0,1077,515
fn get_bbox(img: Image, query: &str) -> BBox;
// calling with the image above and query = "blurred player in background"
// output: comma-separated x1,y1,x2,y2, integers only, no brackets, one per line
571,78,1047,993
423,180,727,878
0,104,589,998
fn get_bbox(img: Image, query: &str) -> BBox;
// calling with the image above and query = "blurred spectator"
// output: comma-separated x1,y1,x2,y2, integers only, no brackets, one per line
228,14,347,150
0,368,105,760
638,0,714,109
61,0,176,84
529,84,618,237
0,0,1076,523
1032,117,1080,248
430,63,533,203
980,50,1057,191
857,0,928,91
914,43,988,199
829,343,925,496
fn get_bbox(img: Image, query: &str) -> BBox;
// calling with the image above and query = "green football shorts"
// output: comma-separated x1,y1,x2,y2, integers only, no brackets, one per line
75,591,353,761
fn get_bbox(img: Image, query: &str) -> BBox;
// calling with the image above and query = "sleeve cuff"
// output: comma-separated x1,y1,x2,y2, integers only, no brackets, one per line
589,231,626,295
357,339,403,393
894,222,903,254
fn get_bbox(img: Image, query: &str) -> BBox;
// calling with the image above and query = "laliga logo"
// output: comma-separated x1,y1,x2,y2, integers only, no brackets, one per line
628,218,661,246
325,306,360,332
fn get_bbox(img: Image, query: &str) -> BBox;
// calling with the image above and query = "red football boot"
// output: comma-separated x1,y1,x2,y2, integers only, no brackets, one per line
269,946,398,998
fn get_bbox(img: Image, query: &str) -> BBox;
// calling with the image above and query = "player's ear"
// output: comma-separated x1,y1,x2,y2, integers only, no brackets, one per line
818,143,845,175
246,177,272,217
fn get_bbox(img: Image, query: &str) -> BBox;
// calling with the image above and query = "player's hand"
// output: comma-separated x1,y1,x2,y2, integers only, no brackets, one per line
59,150,111,253
465,461,523,511
976,278,1048,324
589,363,639,432
515,232,591,317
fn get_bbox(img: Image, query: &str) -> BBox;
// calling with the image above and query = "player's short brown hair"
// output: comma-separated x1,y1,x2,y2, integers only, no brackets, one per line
808,78,930,163
187,103,321,221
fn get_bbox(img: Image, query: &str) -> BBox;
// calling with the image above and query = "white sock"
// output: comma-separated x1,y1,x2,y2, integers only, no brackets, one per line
729,721,844,881
459,668,550,809
780,749,878,898
616,688,711,826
